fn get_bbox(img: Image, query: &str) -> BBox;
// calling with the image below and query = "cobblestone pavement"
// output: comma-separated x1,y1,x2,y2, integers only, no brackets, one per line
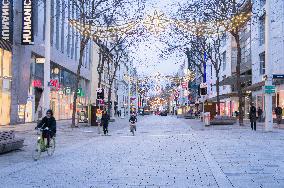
1,116,284,188
0,118,129,169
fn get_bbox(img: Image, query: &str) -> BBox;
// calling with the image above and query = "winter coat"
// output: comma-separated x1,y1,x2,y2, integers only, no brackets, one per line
37,116,57,134
101,114,110,126
275,107,283,116
249,106,257,122
129,115,137,123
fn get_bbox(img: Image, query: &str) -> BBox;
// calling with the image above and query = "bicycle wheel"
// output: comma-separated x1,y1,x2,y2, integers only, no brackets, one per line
32,140,42,161
47,138,56,156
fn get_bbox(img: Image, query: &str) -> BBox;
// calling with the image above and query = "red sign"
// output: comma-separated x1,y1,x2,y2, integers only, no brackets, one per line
49,79,61,91
32,80,42,88
182,82,188,89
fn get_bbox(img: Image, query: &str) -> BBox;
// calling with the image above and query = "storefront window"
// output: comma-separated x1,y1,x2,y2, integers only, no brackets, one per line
3,50,12,77
0,49,12,125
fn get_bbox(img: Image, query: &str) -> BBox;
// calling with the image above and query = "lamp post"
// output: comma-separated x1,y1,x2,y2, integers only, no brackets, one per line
128,65,131,116
264,0,273,131
43,0,51,114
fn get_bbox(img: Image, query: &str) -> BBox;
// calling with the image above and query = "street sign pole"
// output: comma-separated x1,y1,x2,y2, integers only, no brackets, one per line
264,0,273,132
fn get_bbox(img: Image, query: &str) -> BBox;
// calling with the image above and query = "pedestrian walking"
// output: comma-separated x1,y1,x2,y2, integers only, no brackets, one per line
257,107,263,122
101,111,110,135
249,104,257,131
275,106,283,125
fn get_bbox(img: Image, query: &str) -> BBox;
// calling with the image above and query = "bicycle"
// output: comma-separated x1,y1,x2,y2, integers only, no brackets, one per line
32,127,56,161
130,122,136,136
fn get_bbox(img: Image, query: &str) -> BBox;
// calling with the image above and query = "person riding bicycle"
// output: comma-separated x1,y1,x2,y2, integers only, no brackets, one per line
129,113,137,131
36,109,56,147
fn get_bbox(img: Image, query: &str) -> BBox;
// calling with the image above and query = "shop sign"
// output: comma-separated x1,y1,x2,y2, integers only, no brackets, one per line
48,79,60,91
35,58,45,64
77,88,84,97
21,0,34,45
0,0,13,42
65,87,71,95
32,80,42,88
181,82,188,89
273,74,284,79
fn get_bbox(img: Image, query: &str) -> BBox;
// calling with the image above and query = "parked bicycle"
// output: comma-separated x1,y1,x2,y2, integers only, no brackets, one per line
32,127,56,161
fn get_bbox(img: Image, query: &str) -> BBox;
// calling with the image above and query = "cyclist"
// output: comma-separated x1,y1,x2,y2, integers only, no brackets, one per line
36,109,56,147
129,113,137,131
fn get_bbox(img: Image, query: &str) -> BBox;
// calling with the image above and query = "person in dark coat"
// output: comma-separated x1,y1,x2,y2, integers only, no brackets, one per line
37,109,56,146
101,111,110,135
257,107,263,122
249,105,257,131
275,106,283,125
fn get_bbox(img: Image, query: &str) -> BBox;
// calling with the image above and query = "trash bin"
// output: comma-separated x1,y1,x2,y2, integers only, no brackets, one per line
204,112,211,126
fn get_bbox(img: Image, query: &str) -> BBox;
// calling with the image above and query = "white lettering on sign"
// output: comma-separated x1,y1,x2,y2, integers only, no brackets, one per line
1,0,11,41
22,0,33,44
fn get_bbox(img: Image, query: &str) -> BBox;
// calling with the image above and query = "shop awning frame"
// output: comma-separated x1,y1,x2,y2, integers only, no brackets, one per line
0,39,12,51
242,81,265,92
218,75,251,86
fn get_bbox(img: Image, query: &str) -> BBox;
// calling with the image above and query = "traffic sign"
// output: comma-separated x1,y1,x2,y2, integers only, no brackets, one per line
200,83,207,88
263,85,275,94
273,74,284,79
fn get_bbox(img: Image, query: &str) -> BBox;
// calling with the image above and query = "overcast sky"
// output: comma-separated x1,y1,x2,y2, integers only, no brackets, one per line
129,0,187,77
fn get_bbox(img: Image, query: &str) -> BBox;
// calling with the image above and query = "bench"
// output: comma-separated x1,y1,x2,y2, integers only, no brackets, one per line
210,116,237,125
0,131,24,154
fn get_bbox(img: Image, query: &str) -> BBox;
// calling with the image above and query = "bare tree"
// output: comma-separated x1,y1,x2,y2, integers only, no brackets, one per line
68,0,125,127
180,0,252,125
68,0,145,127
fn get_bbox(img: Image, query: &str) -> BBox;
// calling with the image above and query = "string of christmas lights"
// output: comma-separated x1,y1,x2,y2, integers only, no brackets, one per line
69,10,252,38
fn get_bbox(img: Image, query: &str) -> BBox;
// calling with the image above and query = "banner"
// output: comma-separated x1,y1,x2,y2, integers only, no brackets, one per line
21,0,33,45
0,0,13,43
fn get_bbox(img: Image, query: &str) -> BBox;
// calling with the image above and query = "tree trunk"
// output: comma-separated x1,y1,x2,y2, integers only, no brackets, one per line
71,38,89,128
216,73,221,115
97,52,102,89
107,85,112,116
234,33,244,126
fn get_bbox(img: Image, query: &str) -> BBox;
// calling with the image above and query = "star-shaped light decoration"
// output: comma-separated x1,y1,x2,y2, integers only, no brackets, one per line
143,10,171,36
183,69,196,82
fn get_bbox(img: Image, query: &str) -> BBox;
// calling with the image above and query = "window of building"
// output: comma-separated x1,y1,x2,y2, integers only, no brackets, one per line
222,51,227,71
55,0,60,50
259,15,265,46
259,0,266,7
259,52,265,75
33,0,38,36
50,0,55,46
61,0,65,53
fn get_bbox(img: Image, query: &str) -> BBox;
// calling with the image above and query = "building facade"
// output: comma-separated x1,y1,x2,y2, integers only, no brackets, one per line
0,1,92,125
206,0,284,119
251,0,284,118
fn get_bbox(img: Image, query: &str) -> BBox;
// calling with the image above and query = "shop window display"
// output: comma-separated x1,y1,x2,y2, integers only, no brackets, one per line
0,49,12,125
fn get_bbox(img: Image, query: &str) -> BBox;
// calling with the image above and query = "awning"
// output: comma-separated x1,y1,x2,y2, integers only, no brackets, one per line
218,75,251,86
208,92,238,102
242,81,265,91
0,39,12,51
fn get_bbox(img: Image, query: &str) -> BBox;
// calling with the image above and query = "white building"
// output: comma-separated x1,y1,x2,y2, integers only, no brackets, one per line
117,61,130,117
250,0,284,116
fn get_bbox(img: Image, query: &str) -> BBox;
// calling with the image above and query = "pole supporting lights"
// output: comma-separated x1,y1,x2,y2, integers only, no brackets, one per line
43,0,51,114
264,1,273,132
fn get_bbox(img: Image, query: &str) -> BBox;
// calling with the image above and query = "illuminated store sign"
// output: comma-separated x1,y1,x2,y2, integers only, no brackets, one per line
21,0,34,45
0,0,13,42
